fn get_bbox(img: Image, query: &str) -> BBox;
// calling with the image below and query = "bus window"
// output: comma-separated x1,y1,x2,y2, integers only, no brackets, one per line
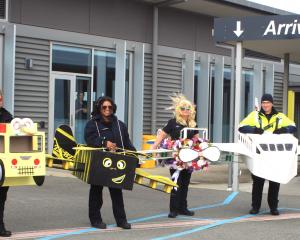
10,136,43,153
0,136,4,153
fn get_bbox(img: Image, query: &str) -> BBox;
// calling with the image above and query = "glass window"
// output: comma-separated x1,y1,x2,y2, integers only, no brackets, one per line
194,62,200,106
93,50,130,124
93,50,116,100
124,53,130,125
222,66,231,142
243,69,254,117
52,45,92,74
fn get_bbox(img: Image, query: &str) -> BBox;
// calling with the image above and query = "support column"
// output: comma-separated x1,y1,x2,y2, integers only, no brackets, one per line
197,54,210,131
3,24,16,114
233,42,243,192
253,63,263,107
115,41,126,121
213,56,224,142
132,44,145,150
283,53,289,114
151,6,158,134
182,51,195,101
264,63,274,95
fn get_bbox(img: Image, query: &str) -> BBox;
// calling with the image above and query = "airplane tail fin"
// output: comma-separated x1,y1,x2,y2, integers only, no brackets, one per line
47,125,79,168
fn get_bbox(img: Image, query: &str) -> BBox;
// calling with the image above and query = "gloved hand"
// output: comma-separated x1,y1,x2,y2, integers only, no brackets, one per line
273,128,287,134
254,127,264,134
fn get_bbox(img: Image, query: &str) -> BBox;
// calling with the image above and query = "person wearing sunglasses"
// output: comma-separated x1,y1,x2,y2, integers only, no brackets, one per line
84,96,136,230
151,94,199,218
0,91,13,237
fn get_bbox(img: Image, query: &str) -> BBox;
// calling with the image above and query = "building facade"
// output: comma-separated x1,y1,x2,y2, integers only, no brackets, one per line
0,0,299,151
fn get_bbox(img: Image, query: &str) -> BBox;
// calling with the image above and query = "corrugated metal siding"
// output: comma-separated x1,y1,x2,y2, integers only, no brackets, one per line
156,55,182,130
0,0,5,19
143,53,152,134
274,72,283,112
15,36,50,141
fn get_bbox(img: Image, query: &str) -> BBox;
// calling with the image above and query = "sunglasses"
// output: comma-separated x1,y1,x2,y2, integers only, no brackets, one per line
180,106,191,111
101,105,113,110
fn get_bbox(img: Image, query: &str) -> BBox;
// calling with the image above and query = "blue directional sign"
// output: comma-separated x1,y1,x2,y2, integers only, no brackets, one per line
214,15,300,42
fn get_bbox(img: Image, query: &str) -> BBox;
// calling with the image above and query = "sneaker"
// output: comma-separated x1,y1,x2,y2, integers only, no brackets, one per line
117,222,131,229
249,208,259,214
0,226,11,237
91,222,107,229
270,209,279,216
178,209,195,216
168,212,178,218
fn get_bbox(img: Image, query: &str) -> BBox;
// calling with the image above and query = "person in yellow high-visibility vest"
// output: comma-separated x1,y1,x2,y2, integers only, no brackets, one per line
239,93,297,216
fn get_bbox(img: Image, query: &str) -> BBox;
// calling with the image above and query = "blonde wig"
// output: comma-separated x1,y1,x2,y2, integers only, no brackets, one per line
168,93,196,127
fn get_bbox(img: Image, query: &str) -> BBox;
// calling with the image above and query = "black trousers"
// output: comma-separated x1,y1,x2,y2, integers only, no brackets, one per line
89,185,127,224
169,169,192,212
0,187,9,226
251,174,280,210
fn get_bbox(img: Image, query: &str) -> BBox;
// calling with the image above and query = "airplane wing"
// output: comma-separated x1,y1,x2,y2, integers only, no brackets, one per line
211,143,252,157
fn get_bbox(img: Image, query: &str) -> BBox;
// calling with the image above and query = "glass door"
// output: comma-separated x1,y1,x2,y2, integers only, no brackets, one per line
75,76,92,143
53,74,75,131
51,74,92,146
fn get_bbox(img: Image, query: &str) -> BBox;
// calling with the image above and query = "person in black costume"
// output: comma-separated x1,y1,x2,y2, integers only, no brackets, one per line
0,91,13,237
151,94,199,218
84,96,135,229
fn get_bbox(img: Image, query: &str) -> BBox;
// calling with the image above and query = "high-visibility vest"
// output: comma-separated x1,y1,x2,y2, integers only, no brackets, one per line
239,111,296,133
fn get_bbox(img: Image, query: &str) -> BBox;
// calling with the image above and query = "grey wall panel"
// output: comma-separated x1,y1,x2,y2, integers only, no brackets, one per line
274,72,283,112
143,53,152,134
11,0,230,54
90,0,152,43
11,0,90,33
14,36,50,138
10,0,153,43
8,0,22,23
159,8,230,56
156,55,182,130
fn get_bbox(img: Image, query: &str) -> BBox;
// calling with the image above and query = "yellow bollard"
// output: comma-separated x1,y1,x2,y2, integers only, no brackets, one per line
140,135,156,168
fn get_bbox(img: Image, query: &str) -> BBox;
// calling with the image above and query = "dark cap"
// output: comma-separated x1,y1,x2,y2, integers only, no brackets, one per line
261,93,273,103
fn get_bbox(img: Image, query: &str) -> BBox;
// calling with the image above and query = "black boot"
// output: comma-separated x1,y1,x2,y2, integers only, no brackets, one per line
0,225,11,237
117,221,131,229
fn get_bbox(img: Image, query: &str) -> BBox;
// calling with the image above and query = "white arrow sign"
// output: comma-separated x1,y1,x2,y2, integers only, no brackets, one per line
233,21,244,37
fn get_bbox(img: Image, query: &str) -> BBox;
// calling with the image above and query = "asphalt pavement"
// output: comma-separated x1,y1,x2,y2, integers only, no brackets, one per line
2,163,300,240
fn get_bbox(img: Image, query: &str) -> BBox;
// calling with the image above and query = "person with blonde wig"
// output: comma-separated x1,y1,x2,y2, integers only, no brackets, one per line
151,94,198,218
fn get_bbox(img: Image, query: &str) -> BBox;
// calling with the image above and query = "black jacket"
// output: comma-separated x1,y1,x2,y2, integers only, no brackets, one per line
84,114,136,151
0,107,13,123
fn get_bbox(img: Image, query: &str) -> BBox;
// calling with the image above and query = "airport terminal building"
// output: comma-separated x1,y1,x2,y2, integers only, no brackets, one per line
0,0,299,150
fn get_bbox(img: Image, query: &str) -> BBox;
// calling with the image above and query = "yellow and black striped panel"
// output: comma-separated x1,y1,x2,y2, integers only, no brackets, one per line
72,149,92,183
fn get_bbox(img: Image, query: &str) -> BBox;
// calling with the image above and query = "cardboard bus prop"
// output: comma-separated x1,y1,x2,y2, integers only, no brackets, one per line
0,118,46,187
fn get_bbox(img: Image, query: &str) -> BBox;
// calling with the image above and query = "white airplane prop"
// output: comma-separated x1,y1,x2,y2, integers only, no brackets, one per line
213,133,300,184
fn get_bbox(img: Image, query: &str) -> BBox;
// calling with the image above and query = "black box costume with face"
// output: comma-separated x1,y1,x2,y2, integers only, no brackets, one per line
88,151,138,190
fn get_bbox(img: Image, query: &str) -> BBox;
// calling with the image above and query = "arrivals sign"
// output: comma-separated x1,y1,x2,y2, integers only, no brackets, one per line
214,15,300,42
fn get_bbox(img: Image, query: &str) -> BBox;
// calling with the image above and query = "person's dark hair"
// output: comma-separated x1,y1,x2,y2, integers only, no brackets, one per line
91,96,117,116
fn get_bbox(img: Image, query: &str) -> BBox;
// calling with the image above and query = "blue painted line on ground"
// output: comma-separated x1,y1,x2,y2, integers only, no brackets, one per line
151,214,253,240
36,192,239,240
